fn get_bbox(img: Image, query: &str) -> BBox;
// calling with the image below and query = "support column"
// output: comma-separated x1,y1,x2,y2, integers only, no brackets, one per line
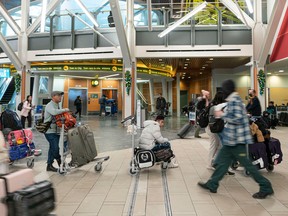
32,74,40,106
176,73,180,117
149,79,155,112
48,74,54,94
161,78,167,100
168,81,173,116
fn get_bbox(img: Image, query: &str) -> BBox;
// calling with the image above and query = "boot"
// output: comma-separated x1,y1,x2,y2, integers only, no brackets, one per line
46,164,58,172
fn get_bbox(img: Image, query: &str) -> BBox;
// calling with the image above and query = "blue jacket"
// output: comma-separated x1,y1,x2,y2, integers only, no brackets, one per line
221,92,253,146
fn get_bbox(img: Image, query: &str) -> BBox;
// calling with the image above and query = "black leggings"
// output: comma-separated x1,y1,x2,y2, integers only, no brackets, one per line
21,113,32,128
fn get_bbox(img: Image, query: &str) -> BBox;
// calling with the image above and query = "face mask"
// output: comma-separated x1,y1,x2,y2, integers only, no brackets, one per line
249,94,253,97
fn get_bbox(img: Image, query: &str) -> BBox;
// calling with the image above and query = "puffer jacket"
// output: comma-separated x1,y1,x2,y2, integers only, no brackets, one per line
139,120,168,150
250,122,264,143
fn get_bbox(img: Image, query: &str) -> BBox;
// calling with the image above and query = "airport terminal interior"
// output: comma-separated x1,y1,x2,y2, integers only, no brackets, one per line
1,0,288,215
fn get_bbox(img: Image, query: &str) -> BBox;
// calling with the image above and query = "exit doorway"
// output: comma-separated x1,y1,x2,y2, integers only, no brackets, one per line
68,88,88,115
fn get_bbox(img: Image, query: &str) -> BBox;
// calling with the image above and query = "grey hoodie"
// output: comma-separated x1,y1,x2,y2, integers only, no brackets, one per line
139,120,169,150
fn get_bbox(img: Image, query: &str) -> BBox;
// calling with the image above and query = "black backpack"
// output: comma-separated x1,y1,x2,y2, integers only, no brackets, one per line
0,109,23,130
197,106,210,128
17,101,24,111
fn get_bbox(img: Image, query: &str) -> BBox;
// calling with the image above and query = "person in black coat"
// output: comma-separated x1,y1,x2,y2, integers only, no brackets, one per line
246,89,262,117
74,96,82,118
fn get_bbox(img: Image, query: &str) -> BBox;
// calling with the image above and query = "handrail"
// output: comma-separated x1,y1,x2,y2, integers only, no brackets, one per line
136,88,149,105
0,77,12,101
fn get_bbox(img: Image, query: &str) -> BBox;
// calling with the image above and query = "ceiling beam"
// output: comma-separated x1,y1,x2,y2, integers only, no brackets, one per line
220,0,255,28
0,32,22,71
258,0,287,67
0,1,20,35
109,0,132,65
27,0,62,36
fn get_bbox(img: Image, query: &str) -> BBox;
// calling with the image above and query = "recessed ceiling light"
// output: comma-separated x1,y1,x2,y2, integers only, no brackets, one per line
186,58,190,61
183,72,186,74
279,70,284,72
188,76,191,78
43,61,47,63
182,77,185,79
202,66,205,69
69,61,74,62
159,59,162,61
199,72,202,74
267,72,271,75
184,63,188,66
209,58,213,60
184,67,187,69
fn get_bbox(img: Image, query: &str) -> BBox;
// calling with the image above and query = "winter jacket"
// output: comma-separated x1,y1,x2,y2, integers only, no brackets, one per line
20,101,32,117
139,120,168,150
250,122,264,143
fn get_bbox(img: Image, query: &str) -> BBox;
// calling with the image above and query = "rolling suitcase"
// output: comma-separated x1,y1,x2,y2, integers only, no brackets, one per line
68,124,97,167
265,137,283,165
0,169,34,215
248,142,269,169
7,180,55,216
177,123,193,139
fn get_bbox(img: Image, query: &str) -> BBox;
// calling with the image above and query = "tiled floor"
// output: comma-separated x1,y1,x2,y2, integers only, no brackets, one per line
8,115,288,215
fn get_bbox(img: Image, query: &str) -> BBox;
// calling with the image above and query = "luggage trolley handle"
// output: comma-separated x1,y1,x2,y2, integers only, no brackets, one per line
121,115,136,125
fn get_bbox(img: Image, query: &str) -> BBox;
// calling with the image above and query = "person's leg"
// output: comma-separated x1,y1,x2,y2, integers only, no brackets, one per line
21,116,26,128
44,133,61,164
203,146,233,192
205,127,221,167
233,144,273,195
27,113,32,127
79,108,81,117
194,125,201,138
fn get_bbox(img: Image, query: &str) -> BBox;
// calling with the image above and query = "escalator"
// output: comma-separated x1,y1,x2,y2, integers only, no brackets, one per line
0,77,15,105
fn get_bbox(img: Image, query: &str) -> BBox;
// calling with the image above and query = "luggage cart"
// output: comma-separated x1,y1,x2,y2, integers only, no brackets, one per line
57,117,109,175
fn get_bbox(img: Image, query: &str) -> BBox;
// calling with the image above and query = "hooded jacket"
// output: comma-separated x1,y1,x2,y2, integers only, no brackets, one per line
139,120,168,150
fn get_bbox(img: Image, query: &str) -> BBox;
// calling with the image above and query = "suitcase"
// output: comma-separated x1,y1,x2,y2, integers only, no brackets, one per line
7,129,33,146
7,180,55,216
248,142,269,169
0,169,34,215
265,137,283,165
177,123,193,139
68,125,97,166
9,143,35,162
0,110,23,131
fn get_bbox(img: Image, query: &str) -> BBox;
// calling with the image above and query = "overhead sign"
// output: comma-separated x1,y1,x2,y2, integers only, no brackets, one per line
0,68,10,78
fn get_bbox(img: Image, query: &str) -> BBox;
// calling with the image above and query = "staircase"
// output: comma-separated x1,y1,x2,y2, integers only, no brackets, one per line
0,77,15,105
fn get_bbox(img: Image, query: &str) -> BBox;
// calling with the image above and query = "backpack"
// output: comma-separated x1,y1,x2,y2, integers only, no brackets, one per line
17,101,24,111
0,109,23,131
197,106,210,128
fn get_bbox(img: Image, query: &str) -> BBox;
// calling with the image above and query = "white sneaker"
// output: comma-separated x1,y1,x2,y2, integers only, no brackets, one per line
168,157,179,168
206,165,215,170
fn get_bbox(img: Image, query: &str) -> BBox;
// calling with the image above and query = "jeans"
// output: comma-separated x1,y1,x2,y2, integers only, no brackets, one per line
45,133,61,165
206,144,273,193
99,104,105,116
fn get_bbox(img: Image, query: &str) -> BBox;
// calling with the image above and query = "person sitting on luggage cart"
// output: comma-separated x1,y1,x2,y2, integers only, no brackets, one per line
44,91,69,172
139,115,178,168
266,101,278,129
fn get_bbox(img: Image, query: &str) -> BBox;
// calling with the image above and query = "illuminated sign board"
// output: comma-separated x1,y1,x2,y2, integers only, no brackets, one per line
0,68,10,78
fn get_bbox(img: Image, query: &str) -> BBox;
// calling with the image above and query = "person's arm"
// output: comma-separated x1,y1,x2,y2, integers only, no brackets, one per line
46,103,68,116
153,125,168,143
221,101,244,125
23,101,32,110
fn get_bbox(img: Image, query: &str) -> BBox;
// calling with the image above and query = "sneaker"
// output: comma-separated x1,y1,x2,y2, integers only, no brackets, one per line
46,164,58,172
168,157,179,168
226,170,235,175
195,135,201,138
252,191,274,199
206,165,215,170
197,182,217,193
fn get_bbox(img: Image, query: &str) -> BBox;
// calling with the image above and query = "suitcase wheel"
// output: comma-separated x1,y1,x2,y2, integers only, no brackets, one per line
27,158,34,168
95,163,102,172
161,162,168,170
129,168,137,175
266,164,274,172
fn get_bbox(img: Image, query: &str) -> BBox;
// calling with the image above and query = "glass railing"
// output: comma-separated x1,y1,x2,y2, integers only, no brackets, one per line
0,0,257,36
7,90,16,110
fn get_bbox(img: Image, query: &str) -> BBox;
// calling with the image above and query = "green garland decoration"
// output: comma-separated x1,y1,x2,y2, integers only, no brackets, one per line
257,69,265,95
125,70,132,95
14,73,21,95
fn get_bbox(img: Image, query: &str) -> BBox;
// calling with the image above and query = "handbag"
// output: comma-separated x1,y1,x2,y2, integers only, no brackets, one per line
209,118,225,133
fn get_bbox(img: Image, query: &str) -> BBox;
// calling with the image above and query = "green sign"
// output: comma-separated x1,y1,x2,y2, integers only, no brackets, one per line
90,94,98,98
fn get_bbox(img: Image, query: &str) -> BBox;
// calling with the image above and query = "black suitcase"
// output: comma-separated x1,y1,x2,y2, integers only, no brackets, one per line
7,180,55,216
248,142,269,169
177,123,193,139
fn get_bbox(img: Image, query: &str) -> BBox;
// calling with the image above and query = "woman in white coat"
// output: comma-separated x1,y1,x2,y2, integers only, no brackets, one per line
20,95,34,128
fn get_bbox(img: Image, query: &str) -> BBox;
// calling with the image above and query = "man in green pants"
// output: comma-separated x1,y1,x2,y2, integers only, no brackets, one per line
198,79,274,199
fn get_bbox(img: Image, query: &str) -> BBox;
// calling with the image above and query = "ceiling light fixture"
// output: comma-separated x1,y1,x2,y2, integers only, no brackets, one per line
98,73,120,79
75,0,99,27
209,58,214,60
60,75,95,79
184,67,187,69
158,1,207,38
245,0,253,13
186,58,190,61
267,72,271,75
279,70,284,73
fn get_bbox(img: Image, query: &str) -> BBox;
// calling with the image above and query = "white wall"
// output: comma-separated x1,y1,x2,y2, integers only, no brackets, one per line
267,75,288,87
53,77,65,92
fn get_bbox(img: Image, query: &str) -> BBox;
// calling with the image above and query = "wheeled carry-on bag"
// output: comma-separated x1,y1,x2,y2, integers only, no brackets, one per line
68,124,98,167
265,137,283,165
177,123,193,139
7,180,55,216
248,142,269,169
0,169,34,215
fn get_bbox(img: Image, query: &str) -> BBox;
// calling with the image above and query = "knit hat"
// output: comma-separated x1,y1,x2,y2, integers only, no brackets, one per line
222,79,235,97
